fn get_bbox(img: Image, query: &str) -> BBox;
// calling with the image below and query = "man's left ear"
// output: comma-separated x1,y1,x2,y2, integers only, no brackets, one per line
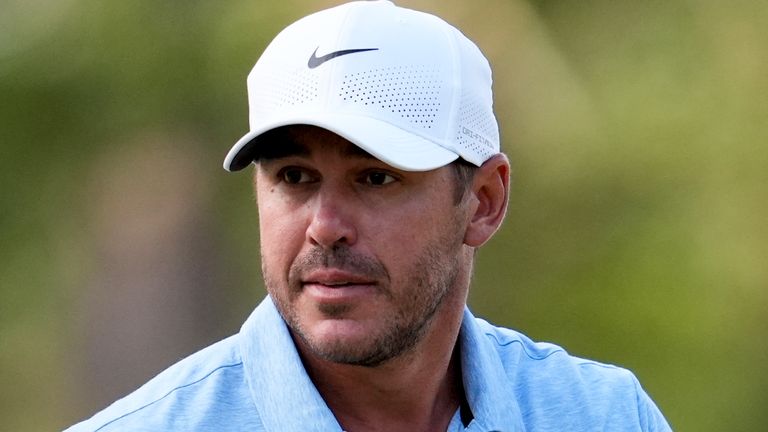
463,153,511,247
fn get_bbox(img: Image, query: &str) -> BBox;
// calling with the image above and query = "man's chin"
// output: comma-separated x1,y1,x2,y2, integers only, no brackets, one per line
316,302,354,318
293,321,390,366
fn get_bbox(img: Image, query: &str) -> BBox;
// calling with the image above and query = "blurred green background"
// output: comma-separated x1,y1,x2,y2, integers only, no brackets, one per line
2,0,766,430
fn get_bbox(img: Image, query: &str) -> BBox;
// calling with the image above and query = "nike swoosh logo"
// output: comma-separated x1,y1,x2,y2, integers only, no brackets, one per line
307,47,379,69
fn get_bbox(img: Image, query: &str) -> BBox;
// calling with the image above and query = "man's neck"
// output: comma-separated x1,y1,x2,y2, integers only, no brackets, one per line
297,305,466,432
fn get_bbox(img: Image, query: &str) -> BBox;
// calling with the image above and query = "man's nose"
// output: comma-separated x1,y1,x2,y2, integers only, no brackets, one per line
305,191,358,248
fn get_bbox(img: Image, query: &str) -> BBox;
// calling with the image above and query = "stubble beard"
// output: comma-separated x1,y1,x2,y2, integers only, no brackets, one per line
263,237,463,368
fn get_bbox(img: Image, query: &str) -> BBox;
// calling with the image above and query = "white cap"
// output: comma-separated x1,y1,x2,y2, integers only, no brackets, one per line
224,0,500,172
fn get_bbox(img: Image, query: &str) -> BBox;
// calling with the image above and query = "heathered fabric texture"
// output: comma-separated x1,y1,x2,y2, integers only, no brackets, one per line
66,297,671,431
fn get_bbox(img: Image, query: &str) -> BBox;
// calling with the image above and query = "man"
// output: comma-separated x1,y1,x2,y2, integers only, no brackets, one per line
67,1,671,431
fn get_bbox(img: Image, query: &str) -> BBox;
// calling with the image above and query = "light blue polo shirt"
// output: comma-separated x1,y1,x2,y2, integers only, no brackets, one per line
66,297,672,431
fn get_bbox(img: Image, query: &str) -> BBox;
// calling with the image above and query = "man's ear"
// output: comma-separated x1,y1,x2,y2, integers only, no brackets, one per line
463,153,510,247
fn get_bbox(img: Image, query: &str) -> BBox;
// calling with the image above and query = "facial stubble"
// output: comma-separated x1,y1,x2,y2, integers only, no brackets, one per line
263,233,464,368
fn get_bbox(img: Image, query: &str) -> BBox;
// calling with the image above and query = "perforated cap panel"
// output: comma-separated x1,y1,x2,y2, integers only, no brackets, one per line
339,65,443,130
456,92,499,164
249,68,319,120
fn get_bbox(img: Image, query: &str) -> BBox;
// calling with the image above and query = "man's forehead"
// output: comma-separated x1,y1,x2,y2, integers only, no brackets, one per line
253,125,378,162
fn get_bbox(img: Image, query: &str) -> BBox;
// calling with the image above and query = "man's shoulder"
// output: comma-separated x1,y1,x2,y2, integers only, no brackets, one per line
470,317,671,430
475,317,633,380
65,334,263,432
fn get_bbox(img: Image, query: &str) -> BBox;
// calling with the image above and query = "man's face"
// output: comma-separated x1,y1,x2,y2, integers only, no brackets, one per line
254,126,472,367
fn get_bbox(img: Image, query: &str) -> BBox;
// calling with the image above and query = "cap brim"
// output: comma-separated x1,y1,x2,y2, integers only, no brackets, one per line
223,113,459,172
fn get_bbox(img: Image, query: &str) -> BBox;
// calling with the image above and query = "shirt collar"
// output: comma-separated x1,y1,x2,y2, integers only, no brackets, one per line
239,297,343,432
239,298,525,431
458,307,526,431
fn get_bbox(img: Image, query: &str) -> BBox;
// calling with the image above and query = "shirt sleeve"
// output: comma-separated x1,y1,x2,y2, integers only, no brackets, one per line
633,375,673,431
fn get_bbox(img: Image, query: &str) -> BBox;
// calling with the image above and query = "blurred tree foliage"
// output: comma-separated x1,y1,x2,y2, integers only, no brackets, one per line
1,0,766,430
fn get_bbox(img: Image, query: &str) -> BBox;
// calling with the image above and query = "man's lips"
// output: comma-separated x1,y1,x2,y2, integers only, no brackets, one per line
300,268,378,301
301,268,377,287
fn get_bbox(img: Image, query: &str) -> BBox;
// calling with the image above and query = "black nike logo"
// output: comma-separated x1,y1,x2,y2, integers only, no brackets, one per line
307,47,379,69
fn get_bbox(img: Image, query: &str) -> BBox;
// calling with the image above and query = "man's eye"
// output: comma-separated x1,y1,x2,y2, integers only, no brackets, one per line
280,168,313,184
364,171,396,186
